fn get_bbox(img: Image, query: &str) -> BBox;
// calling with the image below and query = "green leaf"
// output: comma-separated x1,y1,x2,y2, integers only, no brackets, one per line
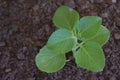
74,42,105,72
77,16,102,40
53,6,79,30
35,46,66,73
47,29,77,53
86,25,110,46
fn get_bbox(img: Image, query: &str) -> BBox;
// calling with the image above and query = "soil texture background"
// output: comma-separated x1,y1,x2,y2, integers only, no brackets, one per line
0,0,120,80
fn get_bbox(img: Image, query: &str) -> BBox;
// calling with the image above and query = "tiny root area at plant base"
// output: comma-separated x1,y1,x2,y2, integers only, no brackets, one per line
35,6,110,73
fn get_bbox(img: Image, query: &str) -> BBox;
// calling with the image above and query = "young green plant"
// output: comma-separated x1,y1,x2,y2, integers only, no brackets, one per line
35,6,110,73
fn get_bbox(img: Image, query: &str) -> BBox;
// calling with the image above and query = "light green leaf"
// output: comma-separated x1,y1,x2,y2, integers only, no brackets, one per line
35,46,66,73
74,42,105,72
77,16,102,40
86,25,110,46
53,6,79,30
47,29,77,53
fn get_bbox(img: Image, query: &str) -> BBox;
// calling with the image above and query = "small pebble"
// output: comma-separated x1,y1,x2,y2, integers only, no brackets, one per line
116,18,120,26
0,42,6,47
101,12,109,18
27,77,35,80
104,48,111,53
94,0,103,3
44,24,50,35
64,0,75,8
17,53,25,60
110,66,117,70
33,5,39,11
112,0,116,3
17,47,27,60
5,68,11,73
105,71,112,75
18,0,24,3
32,5,39,15
114,33,120,40
90,74,97,80
110,76,116,80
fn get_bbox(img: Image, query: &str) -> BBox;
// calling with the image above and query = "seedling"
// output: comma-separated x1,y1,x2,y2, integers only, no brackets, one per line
35,6,110,73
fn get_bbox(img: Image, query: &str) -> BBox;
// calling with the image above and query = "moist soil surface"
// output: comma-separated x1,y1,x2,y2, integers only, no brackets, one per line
0,0,120,80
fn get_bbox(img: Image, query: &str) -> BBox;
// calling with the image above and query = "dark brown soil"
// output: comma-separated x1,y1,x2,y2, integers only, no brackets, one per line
0,0,120,80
